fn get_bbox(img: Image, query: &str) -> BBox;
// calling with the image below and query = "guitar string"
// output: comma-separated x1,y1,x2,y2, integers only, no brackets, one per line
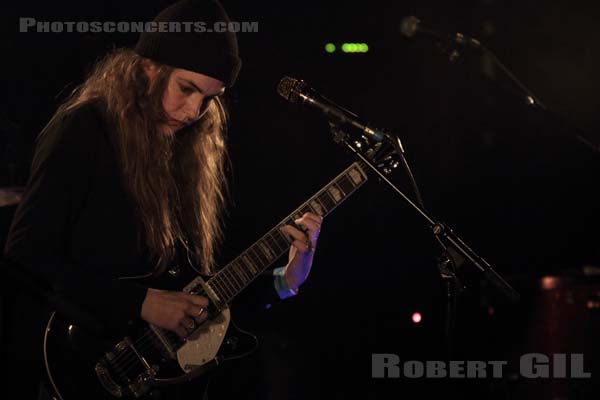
111,327,187,374
108,330,161,371
112,313,216,374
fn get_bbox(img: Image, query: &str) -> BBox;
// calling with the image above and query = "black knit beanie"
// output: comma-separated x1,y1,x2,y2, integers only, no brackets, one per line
135,0,241,87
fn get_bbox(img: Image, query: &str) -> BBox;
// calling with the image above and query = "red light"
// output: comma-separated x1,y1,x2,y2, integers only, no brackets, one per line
412,312,422,324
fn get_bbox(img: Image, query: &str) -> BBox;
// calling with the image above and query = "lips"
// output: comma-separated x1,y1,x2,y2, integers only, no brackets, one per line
168,119,185,128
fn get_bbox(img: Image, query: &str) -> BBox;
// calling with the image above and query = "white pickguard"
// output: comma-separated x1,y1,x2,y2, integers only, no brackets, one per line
176,308,230,372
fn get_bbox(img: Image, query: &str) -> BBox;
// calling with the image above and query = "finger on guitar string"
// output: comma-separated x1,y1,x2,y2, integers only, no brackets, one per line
293,217,321,240
301,212,323,226
280,225,313,253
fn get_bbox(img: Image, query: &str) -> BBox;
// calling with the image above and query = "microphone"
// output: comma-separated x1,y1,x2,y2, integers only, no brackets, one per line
400,16,481,49
277,77,387,143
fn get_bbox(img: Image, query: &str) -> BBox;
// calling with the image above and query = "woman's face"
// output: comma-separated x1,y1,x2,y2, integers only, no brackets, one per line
144,62,225,135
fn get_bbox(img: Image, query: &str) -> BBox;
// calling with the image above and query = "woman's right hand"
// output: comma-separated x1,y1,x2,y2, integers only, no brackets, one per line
140,288,209,338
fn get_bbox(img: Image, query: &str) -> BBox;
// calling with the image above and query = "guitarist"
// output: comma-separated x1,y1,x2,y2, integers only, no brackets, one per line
3,0,322,398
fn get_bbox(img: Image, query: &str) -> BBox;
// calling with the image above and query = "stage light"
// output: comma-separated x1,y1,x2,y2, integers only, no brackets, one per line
412,312,422,324
325,43,336,53
340,43,369,53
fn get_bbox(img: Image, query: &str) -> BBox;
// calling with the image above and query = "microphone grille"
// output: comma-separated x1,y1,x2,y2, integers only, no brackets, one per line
277,76,305,104
400,16,420,38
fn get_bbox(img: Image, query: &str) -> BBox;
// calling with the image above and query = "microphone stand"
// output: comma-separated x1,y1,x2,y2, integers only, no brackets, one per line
483,55,600,154
394,24,597,355
387,132,465,358
328,123,520,358
437,31,600,154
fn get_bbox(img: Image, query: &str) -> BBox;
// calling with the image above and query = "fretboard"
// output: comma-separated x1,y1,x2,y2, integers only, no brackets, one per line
183,162,368,306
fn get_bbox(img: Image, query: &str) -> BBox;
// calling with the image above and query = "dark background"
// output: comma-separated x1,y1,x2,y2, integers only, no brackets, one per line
1,0,599,398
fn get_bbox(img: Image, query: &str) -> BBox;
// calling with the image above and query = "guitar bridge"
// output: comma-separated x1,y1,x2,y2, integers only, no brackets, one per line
97,337,158,398
95,362,122,398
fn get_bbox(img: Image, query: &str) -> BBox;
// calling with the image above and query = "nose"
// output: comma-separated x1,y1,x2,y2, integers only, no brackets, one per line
182,93,206,123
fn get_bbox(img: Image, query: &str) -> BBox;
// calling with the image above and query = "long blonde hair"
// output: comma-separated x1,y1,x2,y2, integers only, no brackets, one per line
50,48,229,275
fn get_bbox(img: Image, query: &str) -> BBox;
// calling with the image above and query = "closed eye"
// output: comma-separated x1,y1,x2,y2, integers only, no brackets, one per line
179,84,194,95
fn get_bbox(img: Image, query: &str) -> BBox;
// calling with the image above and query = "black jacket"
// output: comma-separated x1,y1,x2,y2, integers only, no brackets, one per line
4,99,281,335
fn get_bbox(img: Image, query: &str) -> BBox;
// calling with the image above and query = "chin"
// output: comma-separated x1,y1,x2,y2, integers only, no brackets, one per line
159,124,176,136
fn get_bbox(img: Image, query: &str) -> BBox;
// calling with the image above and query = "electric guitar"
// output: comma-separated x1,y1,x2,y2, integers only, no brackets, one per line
43,161,372,399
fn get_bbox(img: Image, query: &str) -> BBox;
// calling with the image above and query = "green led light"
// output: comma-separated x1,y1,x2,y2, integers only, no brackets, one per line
340,42,369,53
325,43,336,53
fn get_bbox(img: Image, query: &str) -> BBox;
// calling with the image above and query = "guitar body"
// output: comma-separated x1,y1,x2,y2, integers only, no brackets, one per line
43,306,257,400
40,161,371,399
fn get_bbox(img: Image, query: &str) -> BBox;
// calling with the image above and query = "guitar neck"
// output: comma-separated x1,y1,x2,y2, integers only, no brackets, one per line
183,161,368,305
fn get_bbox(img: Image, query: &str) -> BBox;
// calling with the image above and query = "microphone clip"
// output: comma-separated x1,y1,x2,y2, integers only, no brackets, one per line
328,122,400,176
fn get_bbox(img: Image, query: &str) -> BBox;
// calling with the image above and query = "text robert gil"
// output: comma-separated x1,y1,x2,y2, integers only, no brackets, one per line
372,353,591,379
